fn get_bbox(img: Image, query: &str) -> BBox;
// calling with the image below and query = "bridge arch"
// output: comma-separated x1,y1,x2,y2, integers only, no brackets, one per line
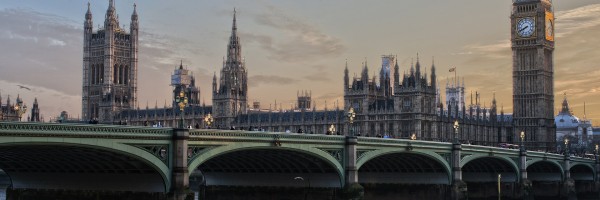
461,155,519,182
0,140,171,192
570,163,595,181
356,150,451,184
526,160,564,182
188,144,344,188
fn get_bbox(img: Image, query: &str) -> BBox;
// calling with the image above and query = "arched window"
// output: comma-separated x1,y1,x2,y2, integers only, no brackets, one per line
99,64,104,83
91,65,96,85
119,65,124,84
124,65,129,84
114,64,119,84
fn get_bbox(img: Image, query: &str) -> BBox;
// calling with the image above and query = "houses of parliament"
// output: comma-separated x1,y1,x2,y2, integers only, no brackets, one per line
83,0,560,150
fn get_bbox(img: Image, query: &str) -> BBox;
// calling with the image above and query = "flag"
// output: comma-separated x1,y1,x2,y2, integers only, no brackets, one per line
449,67,456,72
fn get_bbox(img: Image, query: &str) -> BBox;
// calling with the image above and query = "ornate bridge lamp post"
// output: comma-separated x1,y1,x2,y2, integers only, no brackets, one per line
328,124,336,135
564,138,570,157
453,120,460,144
347,107,355,136
175,91,188,128
595,144,599,161
520,131,526,152
13,102,27,122
204,113,214,129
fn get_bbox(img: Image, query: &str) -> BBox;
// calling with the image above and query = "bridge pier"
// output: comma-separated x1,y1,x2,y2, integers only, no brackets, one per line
451,142,467,200
170,128,190,200
342,136,363,200
0,184,7,200
562,154,577,200
518,149,533,199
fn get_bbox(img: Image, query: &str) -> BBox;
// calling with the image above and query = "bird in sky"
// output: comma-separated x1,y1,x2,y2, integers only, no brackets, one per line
17,85,31,91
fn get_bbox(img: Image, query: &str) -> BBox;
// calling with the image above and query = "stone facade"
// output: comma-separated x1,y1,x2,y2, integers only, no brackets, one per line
82,0,138,122
511,0,556,151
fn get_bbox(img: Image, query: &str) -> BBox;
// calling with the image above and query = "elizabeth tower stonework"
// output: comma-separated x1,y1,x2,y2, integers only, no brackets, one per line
511,0,556,150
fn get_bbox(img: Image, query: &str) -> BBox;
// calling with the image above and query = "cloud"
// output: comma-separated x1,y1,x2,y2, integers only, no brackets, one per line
452,3,600,122
555,4,600,38
248,75,297,88
302,65,331,82
244,5,346,62
0,8,210,118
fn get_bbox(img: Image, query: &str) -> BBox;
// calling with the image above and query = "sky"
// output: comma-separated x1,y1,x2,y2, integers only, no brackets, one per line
0,0,599,124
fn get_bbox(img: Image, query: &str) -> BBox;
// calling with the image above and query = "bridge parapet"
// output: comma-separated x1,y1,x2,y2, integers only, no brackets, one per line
0,122,172,138
189,129,345,145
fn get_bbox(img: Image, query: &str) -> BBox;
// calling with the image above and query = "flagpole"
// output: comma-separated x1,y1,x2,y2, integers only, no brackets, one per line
454,67,457,86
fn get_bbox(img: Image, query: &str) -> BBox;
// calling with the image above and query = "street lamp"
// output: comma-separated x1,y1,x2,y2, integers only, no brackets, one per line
453,120,460,144
564,138,569,156
595,144,598,161
204,113,214,129
520,131,525,151
175,91,188,128
328,124,336,135
13,103,27,122
347,107,355,136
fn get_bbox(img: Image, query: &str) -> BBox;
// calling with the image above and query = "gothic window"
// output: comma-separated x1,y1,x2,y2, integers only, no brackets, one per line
123,66,128,84
119,65,124,84
91,65,96,85
403,98,411,111
99,64,104,83
113,64,118,84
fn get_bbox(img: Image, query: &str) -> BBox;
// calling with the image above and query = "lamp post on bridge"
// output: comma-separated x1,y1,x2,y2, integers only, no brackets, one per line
453,120,460,144
595,144,598,162
13,100,27,122
175,91,188,129
204,113,214,129
520,131,526,152
347,107,355,136
564,138,570,157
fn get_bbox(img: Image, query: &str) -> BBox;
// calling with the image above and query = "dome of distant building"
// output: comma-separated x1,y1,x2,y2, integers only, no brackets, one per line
555,95,579,129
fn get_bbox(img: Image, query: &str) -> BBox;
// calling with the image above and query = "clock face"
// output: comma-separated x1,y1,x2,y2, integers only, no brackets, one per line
545,11,554,41
517,17,535,38
546,18,553,38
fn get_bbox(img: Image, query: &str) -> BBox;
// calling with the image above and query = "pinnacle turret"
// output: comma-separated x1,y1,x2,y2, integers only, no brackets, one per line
86,2,92,20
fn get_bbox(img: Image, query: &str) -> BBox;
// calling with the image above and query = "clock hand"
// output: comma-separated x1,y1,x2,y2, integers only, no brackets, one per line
519,26,528,32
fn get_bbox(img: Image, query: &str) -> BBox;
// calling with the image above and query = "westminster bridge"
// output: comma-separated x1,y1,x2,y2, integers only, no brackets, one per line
0,122,598,200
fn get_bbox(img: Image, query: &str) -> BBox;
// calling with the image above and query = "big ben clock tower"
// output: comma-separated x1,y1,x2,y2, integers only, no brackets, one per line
511,0,556,151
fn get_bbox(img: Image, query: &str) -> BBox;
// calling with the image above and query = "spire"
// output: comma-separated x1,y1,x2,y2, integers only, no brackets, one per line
179,60,183,70
86,2,92,20
410,58,414,75
233,8,237,32
105,0,118,27
560,93,571,114
431,56,436,87
226,8,242,65
415,53,421,77
131,3,138,21
394,56,400,86
344,59,349,89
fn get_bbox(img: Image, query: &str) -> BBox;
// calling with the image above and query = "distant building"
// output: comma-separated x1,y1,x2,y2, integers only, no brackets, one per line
82,0,139,122
0,94,32,122
29,98,40,122
555,95,594,148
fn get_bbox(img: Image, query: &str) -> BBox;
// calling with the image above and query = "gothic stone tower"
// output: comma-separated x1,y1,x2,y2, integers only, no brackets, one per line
213,9,248,128
511,0,555,150
82,1,139,122
395,57,437,139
